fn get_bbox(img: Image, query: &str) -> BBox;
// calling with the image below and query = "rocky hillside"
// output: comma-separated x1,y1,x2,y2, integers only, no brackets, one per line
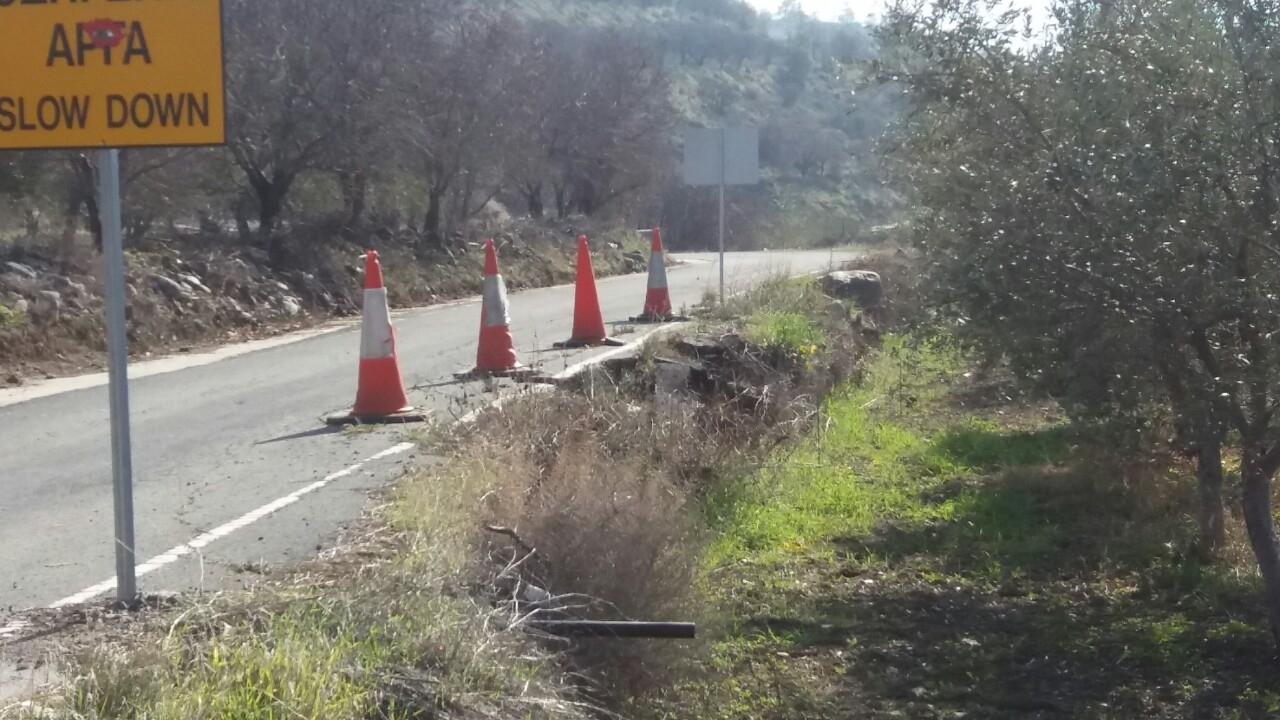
0,217,647,383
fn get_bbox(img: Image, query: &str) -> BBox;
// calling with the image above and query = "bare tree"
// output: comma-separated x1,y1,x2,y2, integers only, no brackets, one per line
221,0,405,259
393,7,531,251
518,33,673,220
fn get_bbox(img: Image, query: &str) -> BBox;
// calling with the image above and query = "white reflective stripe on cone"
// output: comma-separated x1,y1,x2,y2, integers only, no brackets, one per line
360,287,395,359
648,251,668,289
483,274,511,328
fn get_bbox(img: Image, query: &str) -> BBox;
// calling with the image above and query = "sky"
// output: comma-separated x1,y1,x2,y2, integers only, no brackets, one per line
743,0,878,22
744,0,1050,24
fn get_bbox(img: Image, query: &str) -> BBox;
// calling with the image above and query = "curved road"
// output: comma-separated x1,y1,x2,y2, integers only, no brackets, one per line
0,250,855,618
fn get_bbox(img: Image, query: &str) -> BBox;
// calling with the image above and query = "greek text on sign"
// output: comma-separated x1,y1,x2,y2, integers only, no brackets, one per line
0,0,225,150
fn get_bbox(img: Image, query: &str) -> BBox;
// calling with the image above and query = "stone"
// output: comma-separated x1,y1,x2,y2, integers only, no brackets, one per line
821,270,882,309
623,251,646,273
148,274,190,300
178,273,212,294
30,290,61,324
280,297,302,316
13,298,29,315
674,336,727,361
49,275,87,297
3,262,37,280
654,359,692,396
653,359,701,420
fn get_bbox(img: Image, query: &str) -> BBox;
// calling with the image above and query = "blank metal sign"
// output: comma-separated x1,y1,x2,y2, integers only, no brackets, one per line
682,127,760,187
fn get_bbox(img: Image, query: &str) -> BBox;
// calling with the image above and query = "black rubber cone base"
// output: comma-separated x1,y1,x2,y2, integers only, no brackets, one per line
325,410,429,426
453,365,541,382
552,337,628,349
627,313,691,324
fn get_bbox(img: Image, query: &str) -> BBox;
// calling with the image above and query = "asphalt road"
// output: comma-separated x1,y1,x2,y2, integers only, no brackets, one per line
0,249,856,617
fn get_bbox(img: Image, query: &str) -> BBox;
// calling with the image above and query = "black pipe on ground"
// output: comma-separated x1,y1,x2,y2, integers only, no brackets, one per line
526,620,696,639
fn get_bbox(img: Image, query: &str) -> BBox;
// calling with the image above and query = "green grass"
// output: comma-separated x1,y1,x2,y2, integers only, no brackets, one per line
0,303,26,329
705,336,966,560
928,418,1074,471
743,310,824,356
22,454,586,720
54,573,569,720
19,306,1279,720
660,335,1278,720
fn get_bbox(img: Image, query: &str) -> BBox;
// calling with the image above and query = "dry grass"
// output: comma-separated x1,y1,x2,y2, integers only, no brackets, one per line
396,275,879,710
3,273,877,719
405,396,707,706
7,470,595,720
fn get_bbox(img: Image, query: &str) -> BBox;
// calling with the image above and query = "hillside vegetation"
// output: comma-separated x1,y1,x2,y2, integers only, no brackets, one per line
0,0,898,260
0,0,896,376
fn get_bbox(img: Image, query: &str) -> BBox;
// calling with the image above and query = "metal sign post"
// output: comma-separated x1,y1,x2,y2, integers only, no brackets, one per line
682,127,760,304
718,130,726,304
1,0,226,607
97,148,137,606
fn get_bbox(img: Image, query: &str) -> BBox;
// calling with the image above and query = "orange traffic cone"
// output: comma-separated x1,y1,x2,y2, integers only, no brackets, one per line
555,235,624,349
327,251,426,425
457,239,530,379
631,227,688,323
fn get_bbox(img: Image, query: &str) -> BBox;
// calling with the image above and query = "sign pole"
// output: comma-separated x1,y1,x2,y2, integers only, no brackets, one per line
718,129,726,305
3,0,224,609
97,148,138,607
681,126,758,304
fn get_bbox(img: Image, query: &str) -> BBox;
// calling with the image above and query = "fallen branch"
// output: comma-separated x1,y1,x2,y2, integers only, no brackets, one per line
485,524,536,555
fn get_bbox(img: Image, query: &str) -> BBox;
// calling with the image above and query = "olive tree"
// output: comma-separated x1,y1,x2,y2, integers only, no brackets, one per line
884,0,1280,643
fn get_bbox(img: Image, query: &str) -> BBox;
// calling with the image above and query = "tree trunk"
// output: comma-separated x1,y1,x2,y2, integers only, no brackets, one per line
1241,454,1280,648
124,214,152,246
84,190,102,252
257,185,285,236
524,182,544,218
458,174,477,231
234,203,252,241
244,168,294,242
1197,439,1226,554
248,174,293,269
339,171,367,228
65,155,101,251
553,183,570,219
573,178,602,217
23,207,40,240
424,186,446,249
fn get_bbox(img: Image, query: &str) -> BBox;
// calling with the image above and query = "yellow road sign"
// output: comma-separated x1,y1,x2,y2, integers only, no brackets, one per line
0,0,225,150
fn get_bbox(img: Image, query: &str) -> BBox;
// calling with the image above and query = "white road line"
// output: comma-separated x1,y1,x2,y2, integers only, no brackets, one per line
2,256,841,637
34,442,415,612
4,276,700,632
